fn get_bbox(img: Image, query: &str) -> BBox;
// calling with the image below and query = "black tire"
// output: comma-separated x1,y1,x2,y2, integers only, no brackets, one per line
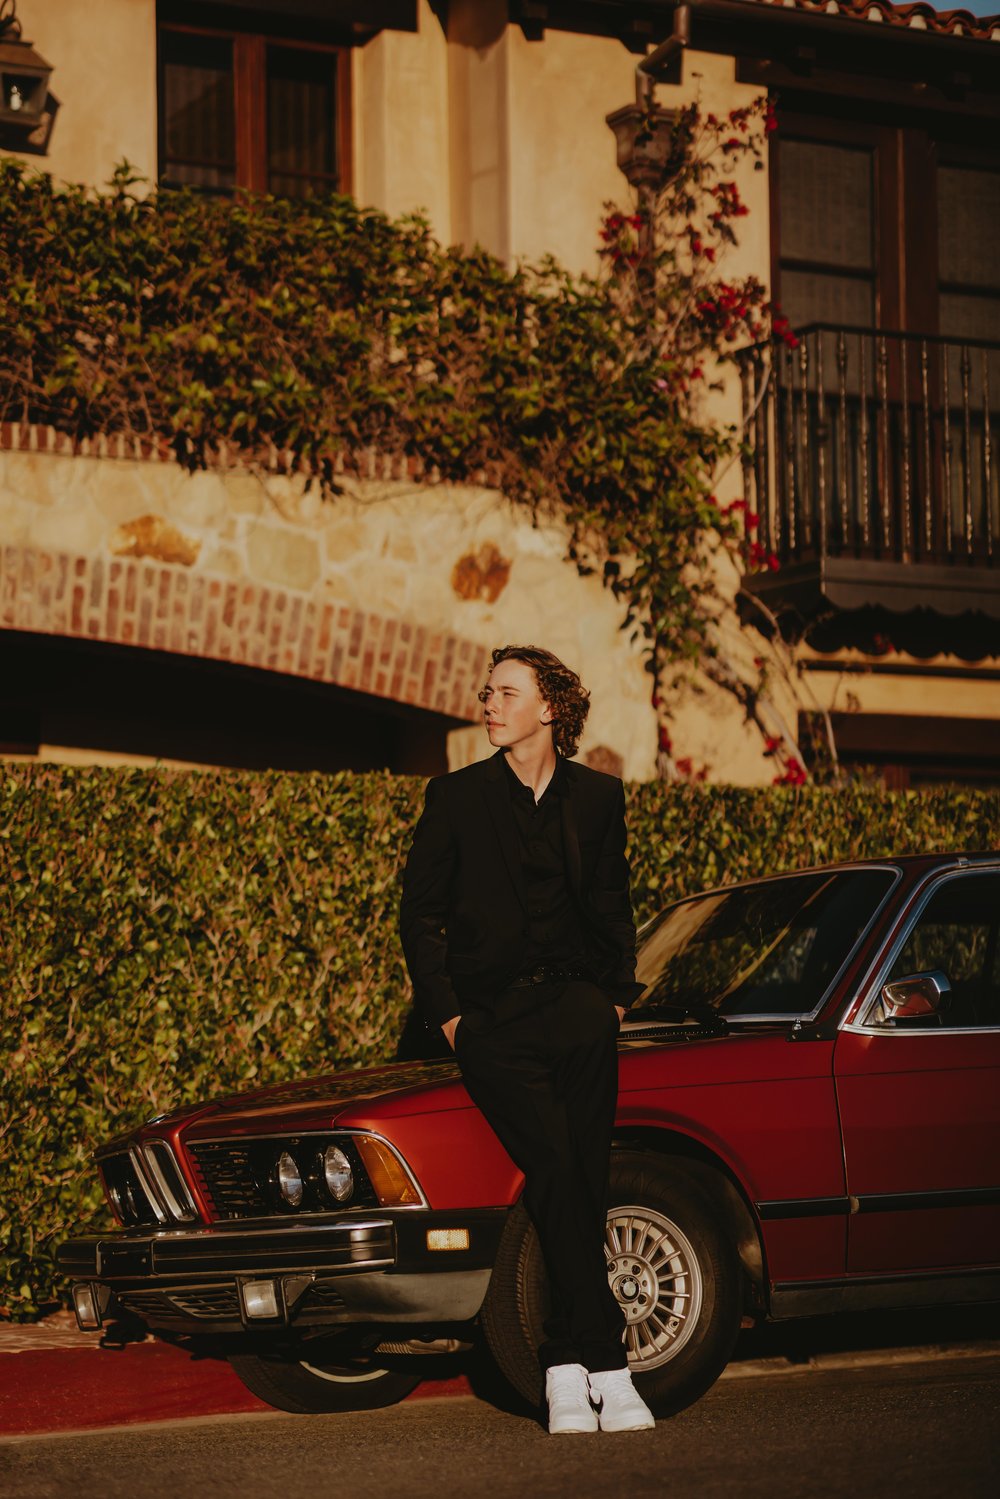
480,1150,743,1417
227,1346,421,1414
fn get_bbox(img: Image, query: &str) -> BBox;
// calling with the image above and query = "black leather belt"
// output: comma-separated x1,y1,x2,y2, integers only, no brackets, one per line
509,964,593,988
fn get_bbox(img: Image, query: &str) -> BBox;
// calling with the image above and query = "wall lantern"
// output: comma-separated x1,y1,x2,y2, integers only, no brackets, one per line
605,103,680,195
0,0,55,147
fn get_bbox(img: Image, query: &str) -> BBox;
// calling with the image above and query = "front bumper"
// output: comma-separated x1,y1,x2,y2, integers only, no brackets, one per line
58,1208,507,1336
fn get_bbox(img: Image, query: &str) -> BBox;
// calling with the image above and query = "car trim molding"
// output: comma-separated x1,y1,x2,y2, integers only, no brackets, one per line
757,1185,1000,1220
853,1185,1000,1213
769,1265,1000,1319
756,1196,852,1220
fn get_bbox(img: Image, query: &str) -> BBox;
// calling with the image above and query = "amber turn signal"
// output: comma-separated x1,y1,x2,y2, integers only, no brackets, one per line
354,1134,422,1206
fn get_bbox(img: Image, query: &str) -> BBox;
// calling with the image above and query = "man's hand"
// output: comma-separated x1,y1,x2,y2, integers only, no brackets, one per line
442,1016,461,1051
615,1006,626,1024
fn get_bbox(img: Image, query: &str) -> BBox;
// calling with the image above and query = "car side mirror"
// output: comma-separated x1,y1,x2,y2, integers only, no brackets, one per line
876,969,951,1025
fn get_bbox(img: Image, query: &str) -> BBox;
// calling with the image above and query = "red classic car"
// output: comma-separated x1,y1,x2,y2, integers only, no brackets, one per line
59,853,1000,1417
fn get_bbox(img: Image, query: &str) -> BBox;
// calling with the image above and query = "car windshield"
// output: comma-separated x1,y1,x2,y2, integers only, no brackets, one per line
633,868,896,1020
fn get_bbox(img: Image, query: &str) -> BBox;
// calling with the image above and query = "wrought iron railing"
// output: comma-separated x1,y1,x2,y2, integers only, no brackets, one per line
737,325,1000,570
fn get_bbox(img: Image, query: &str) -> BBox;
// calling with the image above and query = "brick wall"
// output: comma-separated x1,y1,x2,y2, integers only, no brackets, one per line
0,540,490,722
0,421,662,778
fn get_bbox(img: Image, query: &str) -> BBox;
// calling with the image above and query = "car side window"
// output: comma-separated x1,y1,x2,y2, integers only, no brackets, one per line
886,873,1000,1029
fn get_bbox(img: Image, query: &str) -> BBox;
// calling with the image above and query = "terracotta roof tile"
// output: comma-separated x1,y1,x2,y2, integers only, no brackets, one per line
749,0,1000,42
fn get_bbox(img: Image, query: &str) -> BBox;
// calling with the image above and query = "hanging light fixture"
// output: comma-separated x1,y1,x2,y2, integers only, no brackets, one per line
0,0,55,143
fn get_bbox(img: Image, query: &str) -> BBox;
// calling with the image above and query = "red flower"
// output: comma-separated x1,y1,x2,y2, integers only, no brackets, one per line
773,759,807,787
658,726,673,754
747,540,777,572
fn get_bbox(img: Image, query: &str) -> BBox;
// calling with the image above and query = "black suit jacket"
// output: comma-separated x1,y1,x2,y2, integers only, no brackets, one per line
399,750,644,1029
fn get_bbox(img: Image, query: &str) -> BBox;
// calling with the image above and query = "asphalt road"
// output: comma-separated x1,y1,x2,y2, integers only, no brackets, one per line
2,1352,998,1499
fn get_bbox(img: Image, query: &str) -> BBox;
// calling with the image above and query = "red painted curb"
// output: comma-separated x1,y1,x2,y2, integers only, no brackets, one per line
0,1344,473,1438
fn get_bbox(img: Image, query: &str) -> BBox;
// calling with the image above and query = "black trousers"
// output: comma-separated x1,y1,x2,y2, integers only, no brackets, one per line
455,979,627,1373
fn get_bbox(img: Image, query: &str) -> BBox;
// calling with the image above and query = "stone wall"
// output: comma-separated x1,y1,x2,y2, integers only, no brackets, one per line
0,426,659,777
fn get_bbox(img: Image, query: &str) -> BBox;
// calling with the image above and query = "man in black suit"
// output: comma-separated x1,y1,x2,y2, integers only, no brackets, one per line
399,645,654,1434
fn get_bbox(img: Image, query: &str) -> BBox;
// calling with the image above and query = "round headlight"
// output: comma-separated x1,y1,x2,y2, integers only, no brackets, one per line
276,1150,304,1208
323,1144,354,1203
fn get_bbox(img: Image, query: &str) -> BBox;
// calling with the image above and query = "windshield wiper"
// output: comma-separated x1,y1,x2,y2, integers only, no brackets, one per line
625,1002,728,1034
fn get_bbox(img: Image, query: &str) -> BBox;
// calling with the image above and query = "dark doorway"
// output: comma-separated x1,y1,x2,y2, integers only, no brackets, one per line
0,631,459,775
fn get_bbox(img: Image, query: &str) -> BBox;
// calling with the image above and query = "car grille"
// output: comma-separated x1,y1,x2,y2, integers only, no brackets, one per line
188,1136,379,1220
116,1291,186,1322
167,1287,242,1319
119,1283,346,1323
188,1142,267,1218
117,1287,242,1322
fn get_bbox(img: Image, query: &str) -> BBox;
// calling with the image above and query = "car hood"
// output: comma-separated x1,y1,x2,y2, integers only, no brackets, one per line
176,1058,467,1140
145,1024,805,1146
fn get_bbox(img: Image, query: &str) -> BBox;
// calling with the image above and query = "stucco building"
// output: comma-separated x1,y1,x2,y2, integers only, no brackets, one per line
1,0,998,782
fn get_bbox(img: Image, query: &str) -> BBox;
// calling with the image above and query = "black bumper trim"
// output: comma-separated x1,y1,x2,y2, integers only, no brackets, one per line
58,1221,394,1280
57,1208,509,1284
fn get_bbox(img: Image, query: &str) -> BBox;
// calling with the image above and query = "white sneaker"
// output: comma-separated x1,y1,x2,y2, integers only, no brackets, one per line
545,1362,599,1434
588,1367,656,1432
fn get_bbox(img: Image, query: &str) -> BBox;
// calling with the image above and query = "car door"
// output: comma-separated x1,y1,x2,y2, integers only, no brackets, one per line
834,868,1000,1275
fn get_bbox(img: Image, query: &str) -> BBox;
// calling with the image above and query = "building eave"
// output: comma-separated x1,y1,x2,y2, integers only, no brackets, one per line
512,2,1000,95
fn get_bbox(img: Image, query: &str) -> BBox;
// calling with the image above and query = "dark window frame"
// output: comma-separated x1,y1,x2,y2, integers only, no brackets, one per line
156,19,352,197
770,102,999,341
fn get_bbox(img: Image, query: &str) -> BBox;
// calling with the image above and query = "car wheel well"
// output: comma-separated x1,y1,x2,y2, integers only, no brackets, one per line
611,1128,767,1316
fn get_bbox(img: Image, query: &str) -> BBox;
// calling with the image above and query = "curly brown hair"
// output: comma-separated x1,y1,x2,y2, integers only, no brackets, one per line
479,645,591,758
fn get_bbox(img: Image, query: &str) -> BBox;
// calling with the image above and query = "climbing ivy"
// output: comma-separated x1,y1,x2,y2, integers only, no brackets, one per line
0,151,755,679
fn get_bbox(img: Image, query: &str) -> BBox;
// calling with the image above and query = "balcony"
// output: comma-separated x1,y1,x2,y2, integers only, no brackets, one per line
736,325,1000,657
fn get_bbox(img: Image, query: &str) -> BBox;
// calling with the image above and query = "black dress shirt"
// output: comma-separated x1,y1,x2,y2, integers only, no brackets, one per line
502,753,591,978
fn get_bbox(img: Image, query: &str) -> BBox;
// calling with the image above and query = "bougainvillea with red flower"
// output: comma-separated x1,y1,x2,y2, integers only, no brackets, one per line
596,95,804,777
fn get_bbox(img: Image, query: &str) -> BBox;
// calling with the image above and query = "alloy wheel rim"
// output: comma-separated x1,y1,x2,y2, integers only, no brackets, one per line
605,1204,704,1371
299,1358,390,1383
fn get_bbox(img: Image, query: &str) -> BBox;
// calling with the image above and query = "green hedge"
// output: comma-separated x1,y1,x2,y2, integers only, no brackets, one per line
2,766,998,1319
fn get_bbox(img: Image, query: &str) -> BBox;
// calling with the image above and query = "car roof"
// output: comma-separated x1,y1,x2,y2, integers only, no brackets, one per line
647,851,1000,911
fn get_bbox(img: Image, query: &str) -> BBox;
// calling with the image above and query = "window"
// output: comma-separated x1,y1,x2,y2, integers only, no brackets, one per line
777,137,876,332
158,23,349,196
937,164,1000,348
160,31,236,192
883,873,1000,1029
634,869,896,1020
772,104,1000,344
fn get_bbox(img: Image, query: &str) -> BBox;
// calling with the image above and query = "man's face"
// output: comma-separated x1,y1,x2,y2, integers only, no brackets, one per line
482,658,553,752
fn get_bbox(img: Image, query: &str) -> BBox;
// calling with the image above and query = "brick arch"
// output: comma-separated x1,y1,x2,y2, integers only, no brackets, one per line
0,542,491,722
